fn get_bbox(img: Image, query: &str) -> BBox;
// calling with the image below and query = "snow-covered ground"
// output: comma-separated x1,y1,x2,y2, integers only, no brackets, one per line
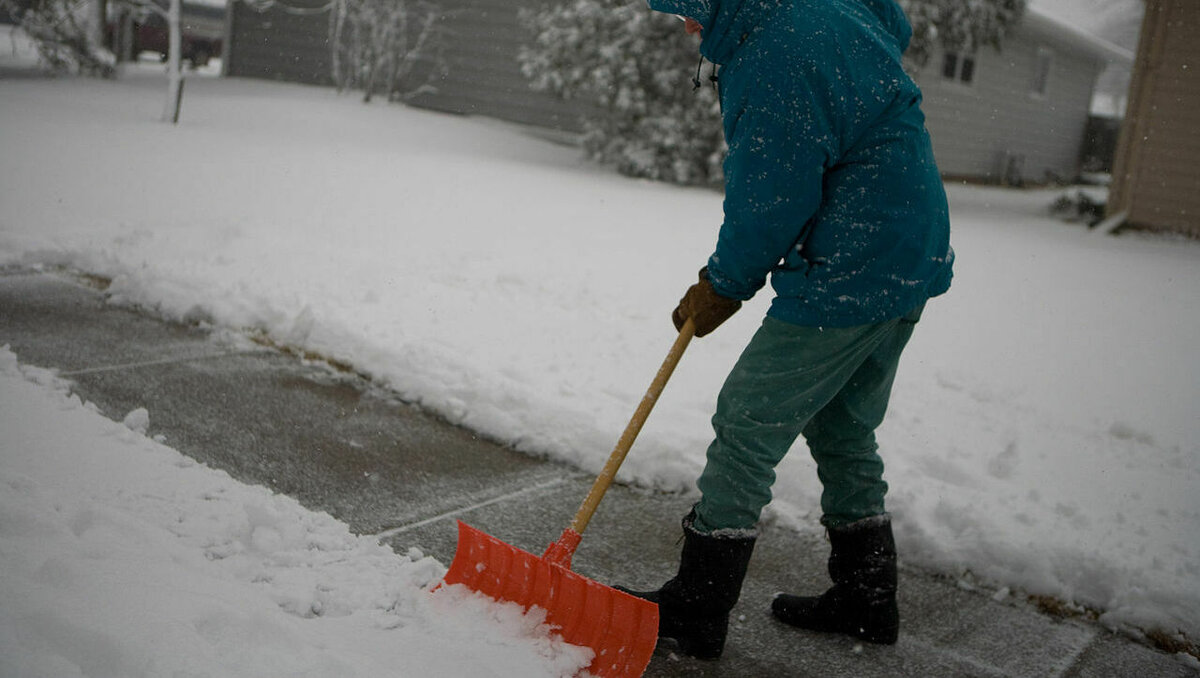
2,50,1198,670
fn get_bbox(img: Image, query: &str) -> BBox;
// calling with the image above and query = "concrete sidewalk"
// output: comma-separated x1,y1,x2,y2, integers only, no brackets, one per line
1,269,1193,677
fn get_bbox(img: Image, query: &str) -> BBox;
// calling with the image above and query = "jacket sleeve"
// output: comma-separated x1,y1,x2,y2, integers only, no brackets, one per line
705,79,837,302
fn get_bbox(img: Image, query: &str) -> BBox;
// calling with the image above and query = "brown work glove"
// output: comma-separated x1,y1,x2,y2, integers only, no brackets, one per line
672,267,742,337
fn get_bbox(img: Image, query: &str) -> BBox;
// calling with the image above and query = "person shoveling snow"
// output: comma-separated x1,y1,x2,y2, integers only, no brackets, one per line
623,0,953,659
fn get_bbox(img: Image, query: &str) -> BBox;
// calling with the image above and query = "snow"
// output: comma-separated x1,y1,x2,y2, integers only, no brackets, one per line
1,53,1198,665
1029,0,1140,39
121,406,151,434
0,348,592,677
0,20,40,65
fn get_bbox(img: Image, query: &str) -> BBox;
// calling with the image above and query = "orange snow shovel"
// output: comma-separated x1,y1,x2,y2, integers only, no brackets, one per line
442,318,696,678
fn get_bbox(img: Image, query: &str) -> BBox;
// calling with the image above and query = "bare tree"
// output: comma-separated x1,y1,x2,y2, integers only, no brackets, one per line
113,0,184,122
328,0,444,103
161,0,182,122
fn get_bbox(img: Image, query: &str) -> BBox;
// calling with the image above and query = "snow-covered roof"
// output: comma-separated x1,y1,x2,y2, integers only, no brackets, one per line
1024,7,1135,65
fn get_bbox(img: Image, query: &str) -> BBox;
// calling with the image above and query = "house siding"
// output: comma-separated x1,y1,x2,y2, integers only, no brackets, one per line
225,0,586,132
913,20,1105,184
403,0,590,132
1109,0,1200,236
225,0,333,85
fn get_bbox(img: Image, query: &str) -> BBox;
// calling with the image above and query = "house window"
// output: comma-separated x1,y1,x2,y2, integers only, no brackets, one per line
942,51,976,85
942,52,959,79
1032,48,1054,96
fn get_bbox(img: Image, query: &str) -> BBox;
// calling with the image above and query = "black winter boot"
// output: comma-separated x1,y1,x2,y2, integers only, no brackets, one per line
620,512,757,659
771,514,899,645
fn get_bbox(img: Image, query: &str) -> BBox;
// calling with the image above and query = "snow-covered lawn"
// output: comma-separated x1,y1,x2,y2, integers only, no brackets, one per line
2,57,1198,669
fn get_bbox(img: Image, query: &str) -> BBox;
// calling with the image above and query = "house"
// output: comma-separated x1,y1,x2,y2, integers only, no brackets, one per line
913,10,1132,185
223,1,1129,184
1107,0,1199,237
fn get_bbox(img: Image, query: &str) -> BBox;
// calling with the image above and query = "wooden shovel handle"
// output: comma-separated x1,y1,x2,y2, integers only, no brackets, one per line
568,318,696,535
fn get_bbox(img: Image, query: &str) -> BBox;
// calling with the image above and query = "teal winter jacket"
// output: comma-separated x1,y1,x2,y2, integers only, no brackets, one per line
648,0,953,327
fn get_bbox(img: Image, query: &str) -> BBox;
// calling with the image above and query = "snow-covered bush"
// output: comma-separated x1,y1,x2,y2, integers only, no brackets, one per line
899,0,1027,69
1,0,116,76
519,0,724,187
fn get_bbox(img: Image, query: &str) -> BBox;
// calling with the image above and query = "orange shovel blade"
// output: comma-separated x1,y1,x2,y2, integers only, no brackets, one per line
442,521,658,678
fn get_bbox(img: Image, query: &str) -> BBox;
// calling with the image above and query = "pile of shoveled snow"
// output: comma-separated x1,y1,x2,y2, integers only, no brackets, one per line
0,346,591,678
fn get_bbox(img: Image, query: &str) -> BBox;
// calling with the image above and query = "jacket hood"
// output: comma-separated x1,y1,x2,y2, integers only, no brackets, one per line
647,0,779,65
647,0,912,63
645,0,713,23
857,0,912,52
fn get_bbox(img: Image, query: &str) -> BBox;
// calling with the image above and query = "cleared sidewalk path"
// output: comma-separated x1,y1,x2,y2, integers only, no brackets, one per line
1,269,1192,677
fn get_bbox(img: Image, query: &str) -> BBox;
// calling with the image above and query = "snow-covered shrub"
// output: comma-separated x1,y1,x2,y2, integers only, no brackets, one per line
898,0,1027,69
518,0,724,187
1,0,116,77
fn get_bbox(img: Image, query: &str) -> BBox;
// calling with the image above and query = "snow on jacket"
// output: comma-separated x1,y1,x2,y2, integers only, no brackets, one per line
648,0,954,327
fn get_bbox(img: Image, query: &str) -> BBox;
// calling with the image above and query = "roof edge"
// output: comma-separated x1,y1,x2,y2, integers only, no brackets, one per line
1024,7,1136,65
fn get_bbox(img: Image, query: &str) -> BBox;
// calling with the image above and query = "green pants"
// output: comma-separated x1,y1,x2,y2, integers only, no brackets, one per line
693,305,922,532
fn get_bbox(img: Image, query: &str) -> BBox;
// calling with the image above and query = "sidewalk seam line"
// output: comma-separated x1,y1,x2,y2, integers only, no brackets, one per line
1047,626,1100,678
903,637,1010,678
58,351,267,376
373,476,569,539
